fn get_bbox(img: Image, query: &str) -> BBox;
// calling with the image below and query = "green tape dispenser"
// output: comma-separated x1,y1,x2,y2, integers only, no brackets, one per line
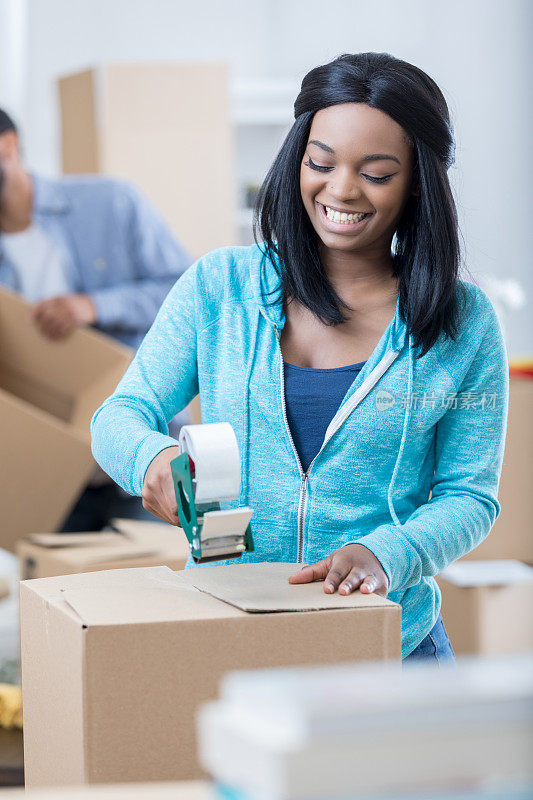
170,422,254,564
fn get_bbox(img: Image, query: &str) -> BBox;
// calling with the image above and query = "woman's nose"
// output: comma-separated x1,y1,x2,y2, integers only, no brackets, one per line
328,168,363,202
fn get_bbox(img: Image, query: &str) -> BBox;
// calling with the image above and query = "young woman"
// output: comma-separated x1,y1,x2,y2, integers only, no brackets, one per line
91,52,509,663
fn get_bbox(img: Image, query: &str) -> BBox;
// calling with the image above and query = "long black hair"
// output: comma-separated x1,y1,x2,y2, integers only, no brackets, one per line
254,52,470,358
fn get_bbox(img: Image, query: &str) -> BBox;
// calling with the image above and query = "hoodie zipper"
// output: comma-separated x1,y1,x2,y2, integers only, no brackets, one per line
278,346,308,562
276,328,341,562
275,326,402,564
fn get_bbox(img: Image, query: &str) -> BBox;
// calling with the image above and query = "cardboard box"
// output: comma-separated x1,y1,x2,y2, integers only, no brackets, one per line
17,519,189,580
462,375,533,562
20,562,401,788
58,62,225,427
437,560,533,654
0,288,132,551
0,577,10,600
58,63,236,260
0,781,213,799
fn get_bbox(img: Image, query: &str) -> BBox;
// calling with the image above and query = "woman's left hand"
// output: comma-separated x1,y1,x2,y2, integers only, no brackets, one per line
288,543,389,597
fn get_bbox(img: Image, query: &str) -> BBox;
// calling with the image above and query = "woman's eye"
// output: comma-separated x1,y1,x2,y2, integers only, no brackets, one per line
362,174,393,183
305,158,394,183
305,157,331,172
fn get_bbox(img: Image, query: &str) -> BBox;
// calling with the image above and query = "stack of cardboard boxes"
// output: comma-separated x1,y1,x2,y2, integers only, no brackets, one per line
437,374,533,655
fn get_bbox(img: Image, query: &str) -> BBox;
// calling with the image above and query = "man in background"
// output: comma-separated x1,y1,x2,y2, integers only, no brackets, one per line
0,107,193,530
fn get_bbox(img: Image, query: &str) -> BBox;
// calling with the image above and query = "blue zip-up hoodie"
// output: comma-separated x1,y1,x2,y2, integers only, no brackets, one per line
90,243,509,658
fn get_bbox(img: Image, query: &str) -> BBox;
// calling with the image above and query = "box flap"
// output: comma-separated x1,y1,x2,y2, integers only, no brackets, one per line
53,566,230,626
46,563,396,627
440,559,533,587
178,562,397,612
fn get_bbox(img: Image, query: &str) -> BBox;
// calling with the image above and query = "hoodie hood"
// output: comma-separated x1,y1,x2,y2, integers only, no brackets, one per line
248,241,408,351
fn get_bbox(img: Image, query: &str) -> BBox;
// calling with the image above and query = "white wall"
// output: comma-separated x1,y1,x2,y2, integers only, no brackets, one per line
1,0,531,354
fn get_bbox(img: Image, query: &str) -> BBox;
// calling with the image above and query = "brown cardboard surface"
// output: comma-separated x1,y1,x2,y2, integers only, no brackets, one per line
462,376,533,562
0,577,10,599
26,533,121,548
109,518,191,552
0,781,212,799
110,517,180,539
1,389,95,549
20,563,401,787
180,562,393,612
0,287,132,551
17,527,189,580
59,68,99,174
58,63,235,260
437,569,533,654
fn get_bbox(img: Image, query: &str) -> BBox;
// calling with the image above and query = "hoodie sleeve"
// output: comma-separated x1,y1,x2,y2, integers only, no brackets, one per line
90,259,200,496
356,291,510,595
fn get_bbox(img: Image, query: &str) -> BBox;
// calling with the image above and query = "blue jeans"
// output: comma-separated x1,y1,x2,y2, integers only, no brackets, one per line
403,613,456,665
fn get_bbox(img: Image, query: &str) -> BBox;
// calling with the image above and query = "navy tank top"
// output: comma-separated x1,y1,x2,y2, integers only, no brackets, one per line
283,359,367,473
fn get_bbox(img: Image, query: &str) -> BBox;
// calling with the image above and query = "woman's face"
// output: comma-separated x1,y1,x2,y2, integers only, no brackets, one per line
300,103,417,254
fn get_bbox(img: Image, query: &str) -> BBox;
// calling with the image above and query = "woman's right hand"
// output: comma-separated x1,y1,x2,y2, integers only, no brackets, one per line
141,446,182,525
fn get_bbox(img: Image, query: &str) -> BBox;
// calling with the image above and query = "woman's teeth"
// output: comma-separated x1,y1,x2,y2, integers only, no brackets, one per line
324,205,368,224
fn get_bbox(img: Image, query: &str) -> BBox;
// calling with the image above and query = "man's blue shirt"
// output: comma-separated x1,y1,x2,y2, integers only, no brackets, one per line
0,173,193,348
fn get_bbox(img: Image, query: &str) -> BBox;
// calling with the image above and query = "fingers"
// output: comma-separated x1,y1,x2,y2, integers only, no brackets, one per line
360,575,377,594
289,556,368,595
323,564,348,593
141,488,179,525
291,544,390,597
142,497,176,525
42,319,71,340
288,558,331,584
142,478,179,525
338,567,366,595
141,446,182,526
32,300,73,339
332,568,387,597
360,573,389,598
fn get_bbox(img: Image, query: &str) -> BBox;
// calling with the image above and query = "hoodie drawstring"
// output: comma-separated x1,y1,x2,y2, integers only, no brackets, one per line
386,332,414,527
241,309,260,506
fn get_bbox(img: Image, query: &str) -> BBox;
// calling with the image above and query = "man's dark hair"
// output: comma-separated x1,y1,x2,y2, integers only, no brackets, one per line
0,109,17,136
254,52,470,358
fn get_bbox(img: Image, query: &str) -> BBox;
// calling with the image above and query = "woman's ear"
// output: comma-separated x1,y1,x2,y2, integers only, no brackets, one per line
410,179,420,198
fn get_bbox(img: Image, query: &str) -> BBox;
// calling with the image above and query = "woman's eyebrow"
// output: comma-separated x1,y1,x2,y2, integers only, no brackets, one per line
308,139,401,165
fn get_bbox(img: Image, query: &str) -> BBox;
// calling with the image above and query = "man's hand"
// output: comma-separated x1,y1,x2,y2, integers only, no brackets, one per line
288,544,389,597
32,293,97,340
142,446,182,525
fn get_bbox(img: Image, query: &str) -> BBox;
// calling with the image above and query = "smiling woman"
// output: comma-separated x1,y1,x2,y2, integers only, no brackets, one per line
90,51,509,664
301,106,414,248
255,52,464,358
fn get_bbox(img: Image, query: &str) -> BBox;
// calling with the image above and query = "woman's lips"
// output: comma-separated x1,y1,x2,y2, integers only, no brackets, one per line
317,202,373,234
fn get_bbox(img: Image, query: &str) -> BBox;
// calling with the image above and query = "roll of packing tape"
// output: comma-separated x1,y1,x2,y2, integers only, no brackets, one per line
178,422,241,504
